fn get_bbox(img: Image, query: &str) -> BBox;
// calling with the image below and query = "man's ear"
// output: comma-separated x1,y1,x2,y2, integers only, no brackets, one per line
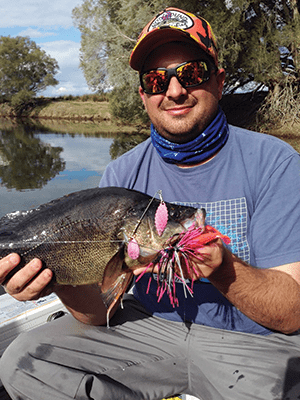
139,86,147,110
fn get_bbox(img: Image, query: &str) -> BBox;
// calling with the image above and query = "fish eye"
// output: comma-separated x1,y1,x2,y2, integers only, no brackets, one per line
168,207,178,218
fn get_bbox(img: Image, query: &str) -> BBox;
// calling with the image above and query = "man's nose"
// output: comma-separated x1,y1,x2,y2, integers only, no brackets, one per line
165,76,188,99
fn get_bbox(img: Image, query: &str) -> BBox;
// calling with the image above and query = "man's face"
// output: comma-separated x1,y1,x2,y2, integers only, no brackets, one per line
139,42,225,144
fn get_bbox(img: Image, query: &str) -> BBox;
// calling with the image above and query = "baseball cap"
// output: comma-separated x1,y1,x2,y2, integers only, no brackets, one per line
130,7,218,71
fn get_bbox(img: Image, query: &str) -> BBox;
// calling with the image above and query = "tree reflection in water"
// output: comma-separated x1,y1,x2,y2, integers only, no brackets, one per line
0,119,149,193
0,124,65,191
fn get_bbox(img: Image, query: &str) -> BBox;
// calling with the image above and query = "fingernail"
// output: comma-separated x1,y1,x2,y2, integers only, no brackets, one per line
9,254,19,265
44,269,52,279
32,259,42,269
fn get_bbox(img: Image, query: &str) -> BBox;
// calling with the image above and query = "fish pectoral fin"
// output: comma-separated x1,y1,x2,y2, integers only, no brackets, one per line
101,271,133,310
100,250,133,326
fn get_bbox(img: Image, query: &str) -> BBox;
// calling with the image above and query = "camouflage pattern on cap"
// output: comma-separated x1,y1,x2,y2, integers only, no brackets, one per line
130,7,218,71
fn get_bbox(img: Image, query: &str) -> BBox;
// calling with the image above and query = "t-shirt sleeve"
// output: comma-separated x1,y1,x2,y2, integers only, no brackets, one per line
99,138,153,190
99,161,121,188
250,152,300,268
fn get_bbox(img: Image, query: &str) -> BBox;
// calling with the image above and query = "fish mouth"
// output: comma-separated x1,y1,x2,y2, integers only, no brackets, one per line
138,208,206,259
123,207,206,266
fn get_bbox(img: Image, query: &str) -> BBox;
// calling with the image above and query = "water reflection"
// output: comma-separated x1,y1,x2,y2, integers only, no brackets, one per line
110,131,149,160
0,118,149,218
0,124,65,190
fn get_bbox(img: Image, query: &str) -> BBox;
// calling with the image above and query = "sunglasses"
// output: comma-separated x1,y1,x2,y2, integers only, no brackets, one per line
140,60,214,95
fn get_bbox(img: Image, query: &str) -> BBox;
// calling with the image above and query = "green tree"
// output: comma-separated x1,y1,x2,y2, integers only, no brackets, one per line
73,0,300,128
0,36,59,114
246,0,300,127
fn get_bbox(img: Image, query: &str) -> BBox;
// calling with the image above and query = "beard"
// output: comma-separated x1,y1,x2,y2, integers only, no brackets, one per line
152,109,217,144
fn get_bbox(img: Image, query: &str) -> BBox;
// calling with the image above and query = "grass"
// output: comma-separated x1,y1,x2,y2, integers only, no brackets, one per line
26,99,111,121
0,94,113,122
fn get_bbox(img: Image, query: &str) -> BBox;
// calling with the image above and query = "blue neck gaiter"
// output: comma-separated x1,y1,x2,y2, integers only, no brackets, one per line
150,107,229,165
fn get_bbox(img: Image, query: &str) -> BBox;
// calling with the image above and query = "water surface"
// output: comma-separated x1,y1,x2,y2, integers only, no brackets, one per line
0,120,148,218
0,119,148,296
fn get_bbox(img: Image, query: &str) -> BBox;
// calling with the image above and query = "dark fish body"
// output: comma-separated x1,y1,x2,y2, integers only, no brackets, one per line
0,187,200,291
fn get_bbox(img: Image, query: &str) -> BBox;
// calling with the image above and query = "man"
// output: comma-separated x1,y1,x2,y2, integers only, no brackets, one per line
1,7,300,400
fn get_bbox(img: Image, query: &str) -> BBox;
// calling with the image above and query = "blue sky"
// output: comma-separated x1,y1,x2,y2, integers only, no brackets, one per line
0,0,93,97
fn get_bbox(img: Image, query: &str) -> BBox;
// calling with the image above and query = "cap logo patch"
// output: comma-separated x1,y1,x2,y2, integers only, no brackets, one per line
149,10,194,32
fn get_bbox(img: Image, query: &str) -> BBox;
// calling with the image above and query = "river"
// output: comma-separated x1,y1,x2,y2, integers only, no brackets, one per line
0,118,149,218
0,118,148,296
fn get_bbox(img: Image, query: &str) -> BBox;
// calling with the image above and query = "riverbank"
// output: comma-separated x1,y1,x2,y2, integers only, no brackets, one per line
1,94,299,140
0,98,149,135
0,98,112,122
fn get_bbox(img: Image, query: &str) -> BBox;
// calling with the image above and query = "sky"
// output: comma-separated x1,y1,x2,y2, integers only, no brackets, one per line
0,0,93,97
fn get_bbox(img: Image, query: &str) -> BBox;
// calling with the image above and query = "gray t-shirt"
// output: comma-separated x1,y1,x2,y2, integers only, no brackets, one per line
100,125,300,335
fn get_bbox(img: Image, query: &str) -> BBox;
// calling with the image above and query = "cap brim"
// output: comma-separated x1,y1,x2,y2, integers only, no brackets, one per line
130,28,200,71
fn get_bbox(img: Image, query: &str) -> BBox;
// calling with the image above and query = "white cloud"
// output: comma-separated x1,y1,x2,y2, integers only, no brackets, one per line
0,0,83,28
40,64,91,97
57,87,69,93
40,40,80,68
44,78,91,96
18,27,57,38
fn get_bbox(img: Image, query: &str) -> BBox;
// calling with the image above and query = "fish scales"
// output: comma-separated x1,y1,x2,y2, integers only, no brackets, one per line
0,187,232,321
0,187,199,288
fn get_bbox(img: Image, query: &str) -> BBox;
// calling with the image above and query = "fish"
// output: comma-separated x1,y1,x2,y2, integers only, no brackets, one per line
0,187,230,321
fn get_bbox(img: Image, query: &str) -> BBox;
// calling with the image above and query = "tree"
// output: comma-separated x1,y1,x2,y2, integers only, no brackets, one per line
0,36,59,113
220,0,300,127
248,0,300,127
73,0,300,128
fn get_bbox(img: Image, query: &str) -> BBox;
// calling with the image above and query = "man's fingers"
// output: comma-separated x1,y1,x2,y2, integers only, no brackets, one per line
0,255,53,301
0,253,21,284
12,269,53,301
5,258,43,294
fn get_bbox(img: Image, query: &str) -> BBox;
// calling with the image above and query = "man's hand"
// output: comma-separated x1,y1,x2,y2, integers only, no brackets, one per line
0,254,53,301
133,239,225,280
186,239,225,280
0,254,111,325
